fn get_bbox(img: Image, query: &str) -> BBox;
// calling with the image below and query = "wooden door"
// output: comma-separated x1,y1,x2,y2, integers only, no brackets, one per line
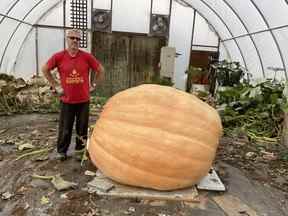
92,32,166,96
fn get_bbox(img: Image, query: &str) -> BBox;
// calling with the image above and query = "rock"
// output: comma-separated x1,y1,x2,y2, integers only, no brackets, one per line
30,179,51,190
252,165,270,181
87,177,114,193
84,170,96,176
18,143,35,151
103,209,110,214
1,191,14,200
274,176,287,185
31,129,39,136
144,200,167,206
60,193,68,199
128,207,136,212
245,152,257,159
0,80,7,89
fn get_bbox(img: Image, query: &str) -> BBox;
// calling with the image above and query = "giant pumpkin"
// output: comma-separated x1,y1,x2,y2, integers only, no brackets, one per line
88,84,222,191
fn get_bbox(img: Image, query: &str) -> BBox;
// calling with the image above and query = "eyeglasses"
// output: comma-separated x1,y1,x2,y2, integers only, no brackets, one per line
68,36,81,41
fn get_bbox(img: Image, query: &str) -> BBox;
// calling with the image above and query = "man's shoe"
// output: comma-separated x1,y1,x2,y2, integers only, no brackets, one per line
50,152,67,161
56,153,68,161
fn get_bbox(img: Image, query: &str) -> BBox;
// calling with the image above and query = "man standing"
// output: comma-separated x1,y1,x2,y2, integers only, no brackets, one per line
42,29,104,160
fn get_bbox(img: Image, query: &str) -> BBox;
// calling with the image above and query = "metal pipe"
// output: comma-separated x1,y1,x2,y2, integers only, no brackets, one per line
63,0,66,49
249,0,287,79
0,0,21,24
13,1,64,74
0,13,32,26
35,27,39,75
167,0,173,41
192,44,218,48
34,24,91,31
177,1,231,61
222,0,265,77
190,10,196,49
196,0,248,70
149,0,153,36
222,24,288,41
0,0,45,70
110,0,113,32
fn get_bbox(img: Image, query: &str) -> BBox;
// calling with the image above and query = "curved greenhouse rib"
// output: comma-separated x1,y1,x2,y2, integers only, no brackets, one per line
0,13,33,26
249,0,287,79
179,1,231,61
187,0,248,70
0,0,45,70
13,0,64,74
222,0,265,77
198,0,248,70
0,0,21,24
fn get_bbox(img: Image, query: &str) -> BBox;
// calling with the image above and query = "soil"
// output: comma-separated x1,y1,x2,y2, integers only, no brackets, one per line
0,112,288,216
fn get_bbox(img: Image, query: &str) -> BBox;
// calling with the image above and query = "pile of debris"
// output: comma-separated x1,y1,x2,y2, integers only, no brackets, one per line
0,73,58,115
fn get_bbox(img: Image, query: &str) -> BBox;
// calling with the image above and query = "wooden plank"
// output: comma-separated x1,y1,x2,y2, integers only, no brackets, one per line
88,173,199,202
281,112,288,147
92,31,165,96
213,195,258,216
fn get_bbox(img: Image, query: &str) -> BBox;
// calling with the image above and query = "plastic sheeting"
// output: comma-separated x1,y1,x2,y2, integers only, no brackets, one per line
0,0,288,81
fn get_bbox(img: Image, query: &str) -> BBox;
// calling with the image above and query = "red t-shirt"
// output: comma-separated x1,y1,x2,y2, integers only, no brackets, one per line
46,50,100,104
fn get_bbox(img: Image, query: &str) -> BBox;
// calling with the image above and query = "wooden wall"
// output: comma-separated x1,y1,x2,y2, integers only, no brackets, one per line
92,32,166,96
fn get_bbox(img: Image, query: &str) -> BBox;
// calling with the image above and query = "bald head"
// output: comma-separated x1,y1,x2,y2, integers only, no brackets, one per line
66,29,81,53
66,29,81,39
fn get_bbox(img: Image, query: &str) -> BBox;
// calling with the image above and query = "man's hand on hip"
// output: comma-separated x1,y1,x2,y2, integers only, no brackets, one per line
50,86,64,97
90,83,97,93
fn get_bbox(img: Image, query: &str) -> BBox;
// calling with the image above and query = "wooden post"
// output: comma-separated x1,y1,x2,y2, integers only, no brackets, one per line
281,112,288,147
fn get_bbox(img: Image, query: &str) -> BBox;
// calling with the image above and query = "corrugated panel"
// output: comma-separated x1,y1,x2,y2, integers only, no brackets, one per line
112,0,151,33
201,0,246,37
273,27,288,79
253,0,288,28
236,36,263,79
222,40,244,66
186,0,231,40
193,13,218,47
13,28,36,79
223,0,267,33
252,32,285,80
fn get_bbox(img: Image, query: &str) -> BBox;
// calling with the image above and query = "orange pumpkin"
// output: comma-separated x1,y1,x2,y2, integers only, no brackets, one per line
88,84,222,190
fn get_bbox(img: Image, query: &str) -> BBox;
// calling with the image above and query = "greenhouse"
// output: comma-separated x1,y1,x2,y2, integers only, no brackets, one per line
1,0,288,88
0,0,288,215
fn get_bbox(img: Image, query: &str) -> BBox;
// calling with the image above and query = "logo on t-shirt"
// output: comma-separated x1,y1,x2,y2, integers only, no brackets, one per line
66,69,84,84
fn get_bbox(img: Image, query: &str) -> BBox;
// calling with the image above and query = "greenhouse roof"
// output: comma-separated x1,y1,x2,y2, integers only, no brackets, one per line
0,0,288,82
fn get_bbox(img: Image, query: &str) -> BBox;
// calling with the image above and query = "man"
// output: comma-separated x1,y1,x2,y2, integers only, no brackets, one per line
42,29,104,160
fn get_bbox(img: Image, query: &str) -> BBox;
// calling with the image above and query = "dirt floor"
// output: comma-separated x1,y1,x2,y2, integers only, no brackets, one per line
0,112,288,216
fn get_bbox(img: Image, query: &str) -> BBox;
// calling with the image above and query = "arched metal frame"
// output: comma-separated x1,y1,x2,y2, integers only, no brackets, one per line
0,0,288,79
13,0,64,73
0,0,46,68
193,0,248,70
222,0,265,77
249,0,287,78
179,1,232,61
0,0,21,24
181,0,288,78
0,13,32,26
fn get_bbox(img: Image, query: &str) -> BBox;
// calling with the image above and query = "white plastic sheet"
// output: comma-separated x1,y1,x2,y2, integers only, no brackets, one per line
0,0,288,80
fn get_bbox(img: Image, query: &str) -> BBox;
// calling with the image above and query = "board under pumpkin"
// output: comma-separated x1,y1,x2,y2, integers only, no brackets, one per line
88,84,222,191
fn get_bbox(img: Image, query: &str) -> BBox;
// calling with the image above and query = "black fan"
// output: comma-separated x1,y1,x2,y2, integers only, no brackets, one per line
150,14,169,37
92,9,112,32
